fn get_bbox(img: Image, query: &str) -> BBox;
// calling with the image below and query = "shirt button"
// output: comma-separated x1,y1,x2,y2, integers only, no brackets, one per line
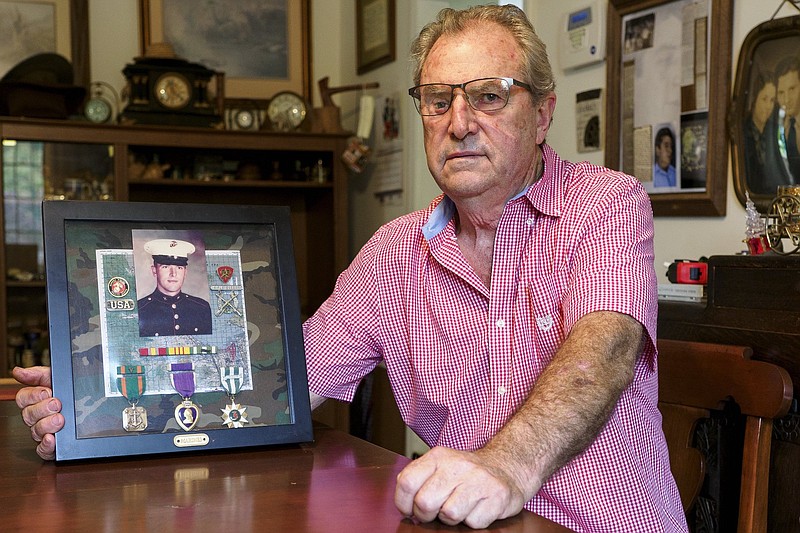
175,324,180,330
526,217,536,226
174,314,179,319
496,318,505,328
172,304,177,309
498,386,507,395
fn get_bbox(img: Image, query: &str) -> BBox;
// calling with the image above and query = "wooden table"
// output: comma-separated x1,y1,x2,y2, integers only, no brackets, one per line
0,402,571,532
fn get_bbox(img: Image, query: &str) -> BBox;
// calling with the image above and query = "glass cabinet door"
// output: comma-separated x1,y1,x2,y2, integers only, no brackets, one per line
2,140,113,370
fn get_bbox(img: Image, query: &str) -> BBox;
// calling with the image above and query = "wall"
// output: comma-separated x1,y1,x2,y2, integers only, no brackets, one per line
339,0,800,275
82,1,800,274
530,0,800,279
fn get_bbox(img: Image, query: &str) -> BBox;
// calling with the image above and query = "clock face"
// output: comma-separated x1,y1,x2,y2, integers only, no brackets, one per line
235,109,256,130
267,91,307,131
154,73,191,110
85,97,112,123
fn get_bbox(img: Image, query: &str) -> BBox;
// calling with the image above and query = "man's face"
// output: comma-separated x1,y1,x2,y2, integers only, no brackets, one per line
655,135,673,171
419,23,555,205
777,69,800,118
152,263,186,296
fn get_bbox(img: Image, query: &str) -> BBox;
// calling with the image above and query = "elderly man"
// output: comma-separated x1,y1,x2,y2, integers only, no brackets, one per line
15,5,685,531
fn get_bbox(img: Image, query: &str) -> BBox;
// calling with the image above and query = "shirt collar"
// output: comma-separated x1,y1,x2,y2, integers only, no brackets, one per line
421,195,456,240
421,143,564,241
525,143,564,218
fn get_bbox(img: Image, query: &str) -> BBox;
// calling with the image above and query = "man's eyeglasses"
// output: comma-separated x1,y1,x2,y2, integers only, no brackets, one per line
408,77,532,116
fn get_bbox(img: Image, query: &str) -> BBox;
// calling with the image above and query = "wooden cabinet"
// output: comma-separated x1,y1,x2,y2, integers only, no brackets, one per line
0,118,350,379
658,254,800,531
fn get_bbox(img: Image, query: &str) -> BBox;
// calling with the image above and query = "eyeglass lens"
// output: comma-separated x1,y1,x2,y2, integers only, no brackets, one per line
414,78,512,116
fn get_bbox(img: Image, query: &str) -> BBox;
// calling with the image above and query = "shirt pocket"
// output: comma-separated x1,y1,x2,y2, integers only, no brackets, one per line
524,271,567,367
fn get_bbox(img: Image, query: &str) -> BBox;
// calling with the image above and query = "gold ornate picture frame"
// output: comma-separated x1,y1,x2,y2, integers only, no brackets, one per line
729,15,800,213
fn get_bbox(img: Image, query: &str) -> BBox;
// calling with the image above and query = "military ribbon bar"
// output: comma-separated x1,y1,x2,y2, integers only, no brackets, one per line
139,346,217,356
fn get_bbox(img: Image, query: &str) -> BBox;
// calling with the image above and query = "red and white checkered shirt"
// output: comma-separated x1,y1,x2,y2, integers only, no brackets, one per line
304,144,687,532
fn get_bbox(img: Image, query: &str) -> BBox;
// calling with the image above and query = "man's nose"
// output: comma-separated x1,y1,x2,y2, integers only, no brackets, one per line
450,89,471,112
448,90,476,137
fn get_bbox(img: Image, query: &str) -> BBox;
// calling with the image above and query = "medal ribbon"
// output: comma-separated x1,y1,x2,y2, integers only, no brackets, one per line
117,365,146,402
170,362,196,398
220,366,243,396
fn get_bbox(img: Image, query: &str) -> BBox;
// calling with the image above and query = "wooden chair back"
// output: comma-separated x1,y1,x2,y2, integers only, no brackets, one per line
657,339,793,533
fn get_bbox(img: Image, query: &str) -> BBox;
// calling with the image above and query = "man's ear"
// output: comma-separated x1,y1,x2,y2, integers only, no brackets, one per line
535,92,557,145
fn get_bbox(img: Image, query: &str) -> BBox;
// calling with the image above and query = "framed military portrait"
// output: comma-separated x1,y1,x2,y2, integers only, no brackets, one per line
43,200,312,461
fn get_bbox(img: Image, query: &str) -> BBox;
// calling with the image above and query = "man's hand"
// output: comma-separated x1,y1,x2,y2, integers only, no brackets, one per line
12,366,63,460
394,446,527,529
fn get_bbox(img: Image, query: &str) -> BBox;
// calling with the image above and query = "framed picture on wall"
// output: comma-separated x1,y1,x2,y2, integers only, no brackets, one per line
356,0,396,74
605,0,733,216
0,0,89,85
140,0,311,100
729,15,800,213
44,200,313,461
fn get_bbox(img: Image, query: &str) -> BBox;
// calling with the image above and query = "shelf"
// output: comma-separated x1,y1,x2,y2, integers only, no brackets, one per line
5,280,46,288
0,118,351,382
127,178,333,189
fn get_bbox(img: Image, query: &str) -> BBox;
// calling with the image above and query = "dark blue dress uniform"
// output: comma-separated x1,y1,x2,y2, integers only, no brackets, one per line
137,289,213,337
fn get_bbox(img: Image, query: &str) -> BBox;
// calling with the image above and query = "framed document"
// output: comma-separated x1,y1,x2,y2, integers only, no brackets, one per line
44,200,312,461
605,0,733,216
356,0,396,74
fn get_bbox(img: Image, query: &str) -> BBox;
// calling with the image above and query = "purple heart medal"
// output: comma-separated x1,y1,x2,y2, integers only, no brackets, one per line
171,362,199,431
117,365,147,431
220,366,248,428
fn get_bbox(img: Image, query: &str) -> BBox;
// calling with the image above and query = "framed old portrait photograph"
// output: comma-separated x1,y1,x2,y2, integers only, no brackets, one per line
730,15,800,213
140,0,311,101
356,0,396,74
44,200,313,461
605,0,733,216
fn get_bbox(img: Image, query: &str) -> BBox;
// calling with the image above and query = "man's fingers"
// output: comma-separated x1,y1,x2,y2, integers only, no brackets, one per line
36,433,57,461
21,398,61,428
16,386,52,411
11,366,52,388
395,447,523,528
32,409,64,439
394,454,439,518
11,366,60,460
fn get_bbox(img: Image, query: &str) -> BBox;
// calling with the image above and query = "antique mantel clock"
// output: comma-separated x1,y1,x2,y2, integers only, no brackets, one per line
120,56,223,127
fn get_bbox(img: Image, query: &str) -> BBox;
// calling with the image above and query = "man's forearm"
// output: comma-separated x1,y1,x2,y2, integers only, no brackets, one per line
476,310,642,500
